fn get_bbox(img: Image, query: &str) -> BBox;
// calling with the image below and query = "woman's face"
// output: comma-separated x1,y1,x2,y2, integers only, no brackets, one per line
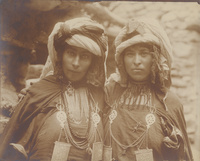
123,43,153,82
62,46,93,82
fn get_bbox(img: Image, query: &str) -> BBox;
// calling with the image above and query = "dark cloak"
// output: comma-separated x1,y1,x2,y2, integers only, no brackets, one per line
103,79,193,161
0,75,104,160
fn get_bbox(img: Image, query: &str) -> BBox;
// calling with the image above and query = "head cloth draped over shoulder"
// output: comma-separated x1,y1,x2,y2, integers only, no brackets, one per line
113,17,173,90
40,17,108,86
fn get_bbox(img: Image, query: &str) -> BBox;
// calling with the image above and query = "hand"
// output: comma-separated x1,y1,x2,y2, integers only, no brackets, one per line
18,87,28,101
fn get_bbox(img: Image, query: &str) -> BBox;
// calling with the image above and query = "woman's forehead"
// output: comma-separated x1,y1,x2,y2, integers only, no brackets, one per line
66,45,92,54
125,43,153,51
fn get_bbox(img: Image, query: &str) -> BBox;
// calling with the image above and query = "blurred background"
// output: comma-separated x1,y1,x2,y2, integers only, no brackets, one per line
0,0,199,160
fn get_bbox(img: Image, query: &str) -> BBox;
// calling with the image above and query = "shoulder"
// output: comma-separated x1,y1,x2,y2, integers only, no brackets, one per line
105,73,122,94
33,75,58,86
166,91,182,105
89,85,104,98
28,75,58,89
104,73,125,105
165,90,183,112
26,75,60,97
88,85,104,111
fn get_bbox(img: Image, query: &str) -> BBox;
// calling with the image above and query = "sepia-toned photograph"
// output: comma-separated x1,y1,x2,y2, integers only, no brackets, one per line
0,0,199,160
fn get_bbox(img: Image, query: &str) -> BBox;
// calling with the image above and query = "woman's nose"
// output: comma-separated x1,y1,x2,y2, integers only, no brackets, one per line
134,53,141,65
72,55,80,68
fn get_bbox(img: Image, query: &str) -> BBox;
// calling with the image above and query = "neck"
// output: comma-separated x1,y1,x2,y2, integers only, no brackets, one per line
59,75,87,88
128,78,151,87
127,79,152,96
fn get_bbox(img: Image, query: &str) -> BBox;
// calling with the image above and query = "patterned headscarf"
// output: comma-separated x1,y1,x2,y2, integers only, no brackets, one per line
40,17,108,86
113,18,173,90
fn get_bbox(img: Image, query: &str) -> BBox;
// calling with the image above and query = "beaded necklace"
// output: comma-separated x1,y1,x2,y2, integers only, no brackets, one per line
52,82,103,161
62,87,100,148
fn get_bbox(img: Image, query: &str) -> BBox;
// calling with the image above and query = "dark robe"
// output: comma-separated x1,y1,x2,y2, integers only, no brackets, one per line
103,78,193,161
0,75,104,161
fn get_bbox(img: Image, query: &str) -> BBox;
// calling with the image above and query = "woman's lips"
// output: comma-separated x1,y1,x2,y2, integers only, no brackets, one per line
68,69,80,73
132,68,143,72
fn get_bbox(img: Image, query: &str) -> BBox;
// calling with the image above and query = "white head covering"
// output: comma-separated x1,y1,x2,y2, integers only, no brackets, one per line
65,34,102,56
115,18,173,64
113,18,173,88
40,17,107,79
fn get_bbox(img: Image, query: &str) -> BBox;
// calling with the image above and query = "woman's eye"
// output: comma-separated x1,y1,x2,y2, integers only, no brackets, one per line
81,52,91,59
67,51,75,56
81,54,89,59
125,52,134,56
141,51,149,57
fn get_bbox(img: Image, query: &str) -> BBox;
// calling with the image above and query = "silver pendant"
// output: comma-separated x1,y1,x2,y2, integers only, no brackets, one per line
145,113,155,129
134,149,154,161
66,82,74,96
56,111,67,128
103,145,112,161
51,141,71,161
91,142,103,161
92,113,100,127
109,110,117,124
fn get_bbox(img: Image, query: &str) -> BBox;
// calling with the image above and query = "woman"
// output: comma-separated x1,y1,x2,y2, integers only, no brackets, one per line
0,17,108,161
103,18,193,161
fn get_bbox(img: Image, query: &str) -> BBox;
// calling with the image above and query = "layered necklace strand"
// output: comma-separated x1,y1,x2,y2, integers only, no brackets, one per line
56,83,101,150
108,83,156,152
